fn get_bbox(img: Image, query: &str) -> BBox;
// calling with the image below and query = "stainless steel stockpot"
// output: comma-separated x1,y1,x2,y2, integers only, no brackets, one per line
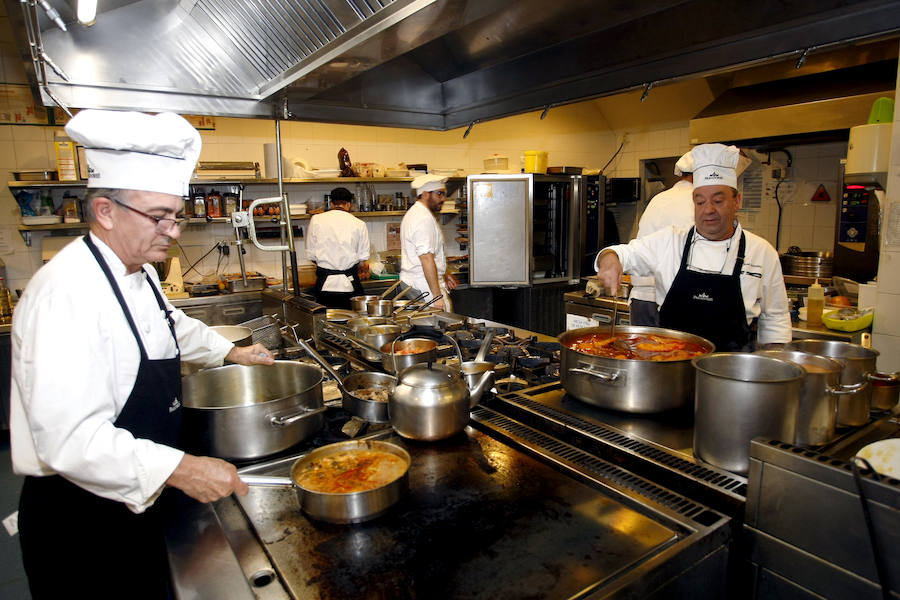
182,361,326,460
786,339,878,426
692,353,804,475
350,295,381,313
558,326,714,413
754,350,863,446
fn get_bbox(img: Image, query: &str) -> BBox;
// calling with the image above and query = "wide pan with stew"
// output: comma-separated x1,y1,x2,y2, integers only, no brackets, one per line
559,326,714,413
241,439,410,523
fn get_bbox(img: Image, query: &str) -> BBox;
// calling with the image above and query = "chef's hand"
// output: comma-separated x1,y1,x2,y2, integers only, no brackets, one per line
226,343,275,366
167,454,249,502
444,273,458,291
595,250,623,293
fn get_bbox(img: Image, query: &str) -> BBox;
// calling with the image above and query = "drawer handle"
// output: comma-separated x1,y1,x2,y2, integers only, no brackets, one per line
222,307,246,315
591,313,612,324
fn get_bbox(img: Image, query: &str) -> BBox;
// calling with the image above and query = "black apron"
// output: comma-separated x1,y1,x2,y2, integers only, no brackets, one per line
658,227,753,352
314,263,364,309
18,235,183,599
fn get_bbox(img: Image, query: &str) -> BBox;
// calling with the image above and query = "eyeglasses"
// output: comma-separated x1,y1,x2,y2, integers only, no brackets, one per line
112,198,190,233
431,190,446,197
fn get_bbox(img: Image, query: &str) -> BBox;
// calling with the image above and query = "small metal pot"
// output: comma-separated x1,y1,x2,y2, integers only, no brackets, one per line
380,338,438,374
786,339,879,426
692,353,804,475
345,316,388,334
210,325,253,347
367,299,394,317
350,295,380,313
358,324,402,361
869,372,900,411
182,362,326,460
241,439,410,523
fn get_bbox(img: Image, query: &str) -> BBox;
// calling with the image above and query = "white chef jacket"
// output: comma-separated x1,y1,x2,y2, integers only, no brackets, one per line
306,209,370,292
400,201,448,300
630,180,695,303
603,222,792,345
10,233,234,513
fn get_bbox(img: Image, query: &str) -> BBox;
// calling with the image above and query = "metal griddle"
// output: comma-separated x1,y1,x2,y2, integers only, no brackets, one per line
235,427,727,599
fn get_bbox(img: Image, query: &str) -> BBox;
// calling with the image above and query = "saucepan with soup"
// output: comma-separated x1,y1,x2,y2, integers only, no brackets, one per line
241,439,410,523
558,326,714,413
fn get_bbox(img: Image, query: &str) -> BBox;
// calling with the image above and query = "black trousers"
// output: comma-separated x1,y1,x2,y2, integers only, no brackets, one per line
19,475,172,599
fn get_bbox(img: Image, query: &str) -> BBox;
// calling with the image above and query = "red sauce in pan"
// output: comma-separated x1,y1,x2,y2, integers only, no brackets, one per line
295,450,406,494
565,332,709,361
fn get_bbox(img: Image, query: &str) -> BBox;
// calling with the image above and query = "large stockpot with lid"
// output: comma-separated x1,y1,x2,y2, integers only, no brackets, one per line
692,353,804,475
786,339,878,426
558,326,714,413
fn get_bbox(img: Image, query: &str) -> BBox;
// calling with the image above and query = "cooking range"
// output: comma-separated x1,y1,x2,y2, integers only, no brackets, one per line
165,312,896,599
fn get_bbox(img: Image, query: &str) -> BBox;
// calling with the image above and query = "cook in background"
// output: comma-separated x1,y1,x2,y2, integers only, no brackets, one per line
628,150,695,326
400,174,457,311
10,109,275,599
306,186,370,308
595,143,791,351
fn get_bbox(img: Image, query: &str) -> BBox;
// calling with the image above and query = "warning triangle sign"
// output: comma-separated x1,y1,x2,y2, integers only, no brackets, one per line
811,184,831,203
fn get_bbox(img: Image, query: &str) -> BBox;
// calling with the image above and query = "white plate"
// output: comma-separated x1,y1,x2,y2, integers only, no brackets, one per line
856,439,900,478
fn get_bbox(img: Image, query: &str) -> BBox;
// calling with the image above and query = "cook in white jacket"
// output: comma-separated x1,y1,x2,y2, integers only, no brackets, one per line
629,151,695,326
400,174,457,311
596,144,791,350
10,110,274,598
306,186,370,308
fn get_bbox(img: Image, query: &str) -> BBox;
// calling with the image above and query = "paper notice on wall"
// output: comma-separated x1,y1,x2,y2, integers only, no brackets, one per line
386,222,402,251
884,200,900,248
566,313,598,330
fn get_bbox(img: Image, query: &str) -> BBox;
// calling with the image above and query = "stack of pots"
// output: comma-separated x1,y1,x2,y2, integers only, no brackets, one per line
754,350,865,446
786,340,879,426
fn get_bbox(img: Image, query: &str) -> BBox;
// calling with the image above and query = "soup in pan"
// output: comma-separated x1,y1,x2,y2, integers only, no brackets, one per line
296,449,407,494
565,332,709,361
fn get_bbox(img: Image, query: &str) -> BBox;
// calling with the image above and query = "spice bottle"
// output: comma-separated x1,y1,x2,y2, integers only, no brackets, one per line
807,279,824,326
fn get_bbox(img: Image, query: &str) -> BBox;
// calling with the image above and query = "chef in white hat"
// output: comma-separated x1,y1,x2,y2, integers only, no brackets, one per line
627,150,696,326
10,109,274,598
595,143,790,351
400,174,457,311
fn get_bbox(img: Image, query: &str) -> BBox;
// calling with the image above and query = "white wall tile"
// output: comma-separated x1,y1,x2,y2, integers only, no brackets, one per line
871,333,900,372
873,291,900,336
877,250,900,294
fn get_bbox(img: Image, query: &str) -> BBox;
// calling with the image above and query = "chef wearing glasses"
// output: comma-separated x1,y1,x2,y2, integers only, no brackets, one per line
10,109,275,598
595,143,791,351
400,174,457,311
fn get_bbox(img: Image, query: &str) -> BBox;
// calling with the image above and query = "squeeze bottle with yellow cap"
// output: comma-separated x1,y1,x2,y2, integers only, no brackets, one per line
807,279,824,326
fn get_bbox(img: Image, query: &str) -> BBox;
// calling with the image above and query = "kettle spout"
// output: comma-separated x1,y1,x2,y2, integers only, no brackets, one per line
468,369,496,408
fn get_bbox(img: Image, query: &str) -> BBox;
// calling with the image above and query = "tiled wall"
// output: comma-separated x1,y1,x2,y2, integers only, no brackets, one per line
872,46,900,372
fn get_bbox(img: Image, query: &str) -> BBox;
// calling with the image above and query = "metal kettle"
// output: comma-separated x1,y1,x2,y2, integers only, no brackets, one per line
388,334,494,441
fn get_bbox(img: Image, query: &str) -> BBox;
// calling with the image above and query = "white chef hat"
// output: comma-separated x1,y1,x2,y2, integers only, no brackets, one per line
65,110,201,197
673,150,694,176
411,174,448,194
691,143,740,189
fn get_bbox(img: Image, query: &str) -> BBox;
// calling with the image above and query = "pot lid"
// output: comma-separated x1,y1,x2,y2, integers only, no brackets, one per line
397,362,461,388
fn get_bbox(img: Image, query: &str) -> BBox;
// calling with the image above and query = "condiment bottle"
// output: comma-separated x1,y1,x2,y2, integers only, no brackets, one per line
206,189,222,218
807,279,824,326
0,277,13,324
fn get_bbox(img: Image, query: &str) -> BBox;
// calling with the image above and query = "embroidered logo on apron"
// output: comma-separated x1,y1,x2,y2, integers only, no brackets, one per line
692,292,714,302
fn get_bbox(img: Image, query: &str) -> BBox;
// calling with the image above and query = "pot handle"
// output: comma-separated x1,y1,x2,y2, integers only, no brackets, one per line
827,381,869,395
269,405,328,427
240,475,294,488
866,371,900,383
568,366,623,384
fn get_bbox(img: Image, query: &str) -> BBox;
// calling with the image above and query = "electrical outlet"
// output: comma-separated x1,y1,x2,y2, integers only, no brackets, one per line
771,166,792,180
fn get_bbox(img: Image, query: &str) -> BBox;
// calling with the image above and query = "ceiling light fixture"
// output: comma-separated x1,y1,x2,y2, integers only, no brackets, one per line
77,0,98,26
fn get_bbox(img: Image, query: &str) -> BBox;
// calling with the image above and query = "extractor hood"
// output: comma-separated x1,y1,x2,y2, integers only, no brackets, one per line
6,0,900,130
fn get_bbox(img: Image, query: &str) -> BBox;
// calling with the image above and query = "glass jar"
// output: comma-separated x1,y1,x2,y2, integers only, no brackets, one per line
206,190,222,218
223,193,238,217
193,193,206,218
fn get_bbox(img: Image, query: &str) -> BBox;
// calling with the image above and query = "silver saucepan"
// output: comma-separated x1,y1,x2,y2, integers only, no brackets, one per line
241,439,410,524
297,339,395,423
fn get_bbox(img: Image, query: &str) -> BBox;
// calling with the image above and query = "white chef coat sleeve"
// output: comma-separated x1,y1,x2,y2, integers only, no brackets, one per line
13,289,183,513
145,267,233,367
755,247,793,345
357,221,371,263
410,214,439,257
306,216,320,263
604,227,678,278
